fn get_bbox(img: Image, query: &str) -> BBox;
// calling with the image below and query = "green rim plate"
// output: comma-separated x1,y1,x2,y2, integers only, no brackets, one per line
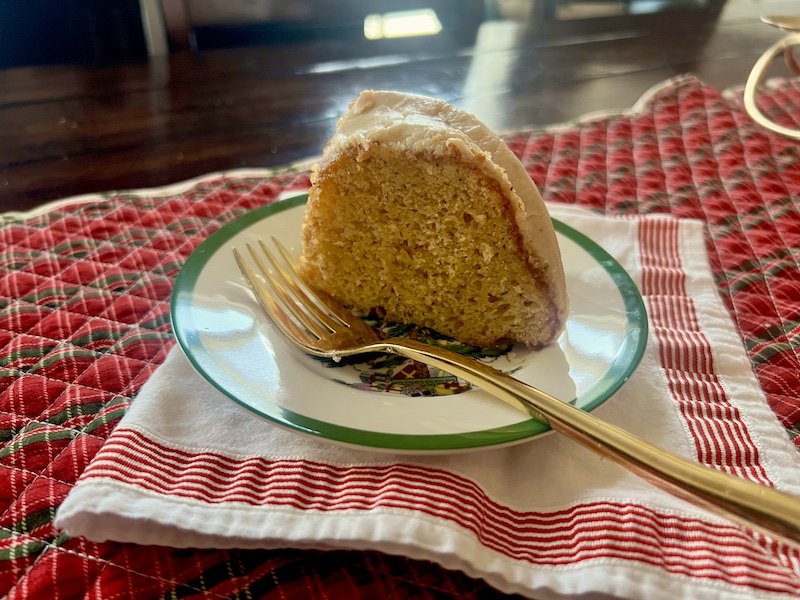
171,194,648,453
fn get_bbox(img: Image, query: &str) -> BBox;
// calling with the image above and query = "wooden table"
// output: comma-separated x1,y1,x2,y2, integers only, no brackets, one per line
1,0,796,213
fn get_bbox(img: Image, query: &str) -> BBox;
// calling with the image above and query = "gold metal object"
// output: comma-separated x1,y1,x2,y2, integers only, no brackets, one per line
761,15,800,32
234,237,800,549
744,17,800,140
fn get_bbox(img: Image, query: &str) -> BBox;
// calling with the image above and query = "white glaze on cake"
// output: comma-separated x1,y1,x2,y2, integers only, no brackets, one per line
319,90,568,327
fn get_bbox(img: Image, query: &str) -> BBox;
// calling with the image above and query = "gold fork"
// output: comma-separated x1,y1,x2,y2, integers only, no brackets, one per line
234,237,800,549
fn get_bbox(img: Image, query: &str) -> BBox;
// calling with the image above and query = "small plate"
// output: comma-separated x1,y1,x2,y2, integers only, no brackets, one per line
171,194,647,453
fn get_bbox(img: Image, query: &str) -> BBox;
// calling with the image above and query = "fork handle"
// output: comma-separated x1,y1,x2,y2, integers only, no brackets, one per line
376,338,800,549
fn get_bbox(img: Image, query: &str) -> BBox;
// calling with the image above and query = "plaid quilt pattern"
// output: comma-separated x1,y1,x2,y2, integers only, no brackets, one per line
1,73,799,598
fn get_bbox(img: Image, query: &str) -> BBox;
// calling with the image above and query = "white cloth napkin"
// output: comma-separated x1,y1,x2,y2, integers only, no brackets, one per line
56,204,800,600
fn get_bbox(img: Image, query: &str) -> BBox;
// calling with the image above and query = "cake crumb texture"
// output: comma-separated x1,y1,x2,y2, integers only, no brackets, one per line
301,142,564,348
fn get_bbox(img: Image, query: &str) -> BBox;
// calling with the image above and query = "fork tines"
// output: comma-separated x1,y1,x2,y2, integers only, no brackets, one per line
233,238,346,343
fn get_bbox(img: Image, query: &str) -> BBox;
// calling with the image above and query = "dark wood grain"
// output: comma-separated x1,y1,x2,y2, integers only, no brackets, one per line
1,1,796,212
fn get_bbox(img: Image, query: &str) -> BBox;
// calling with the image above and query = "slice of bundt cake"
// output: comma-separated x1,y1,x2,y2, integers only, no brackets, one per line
299,90,568,348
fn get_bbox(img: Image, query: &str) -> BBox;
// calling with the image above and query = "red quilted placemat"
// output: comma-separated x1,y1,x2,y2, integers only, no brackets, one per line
2,73,800,598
